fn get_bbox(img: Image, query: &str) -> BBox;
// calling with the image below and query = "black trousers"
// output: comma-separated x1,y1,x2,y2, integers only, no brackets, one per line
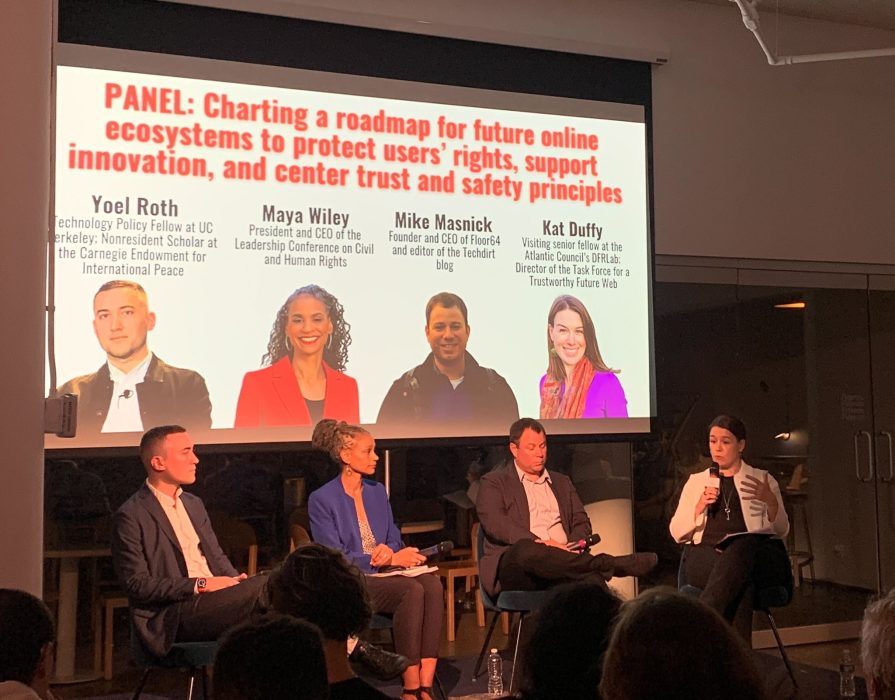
176,573,270,643
684,537,791,623
365,573,443,665
497,539,611,592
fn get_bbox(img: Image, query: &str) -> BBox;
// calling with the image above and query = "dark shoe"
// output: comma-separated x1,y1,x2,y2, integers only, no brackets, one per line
350,639,409,681
609,552,658,578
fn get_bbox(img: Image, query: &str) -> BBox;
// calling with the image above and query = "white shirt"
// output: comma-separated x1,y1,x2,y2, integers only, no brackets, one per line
101,352,152,433
514,462,567,544
146,479,213,579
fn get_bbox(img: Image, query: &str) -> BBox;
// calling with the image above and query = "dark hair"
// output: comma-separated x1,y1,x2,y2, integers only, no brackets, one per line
311,418,370,465
93,279,147,305
709,414,747,442
139,425,186,469
262,285,351,371
0,589,55,685
521,582,621,700
509,417,546,445
425,291,469,326
545,294,617,381
213,614,328,700
599,588,767,700
268,543,372,641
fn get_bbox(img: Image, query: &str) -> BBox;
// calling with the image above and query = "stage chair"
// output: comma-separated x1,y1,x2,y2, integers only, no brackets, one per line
289,523,311,552
677,547,796,688
471,524,553,693
102,522,256,682
129,621,216,700
209,512,258,576
471,523,507,635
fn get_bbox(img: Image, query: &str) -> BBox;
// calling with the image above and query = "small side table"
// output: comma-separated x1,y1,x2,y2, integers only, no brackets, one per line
399,520,445,536
44,547,111,683
436,560,478,641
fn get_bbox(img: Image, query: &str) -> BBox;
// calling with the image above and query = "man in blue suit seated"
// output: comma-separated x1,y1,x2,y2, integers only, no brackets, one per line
111,425,406,678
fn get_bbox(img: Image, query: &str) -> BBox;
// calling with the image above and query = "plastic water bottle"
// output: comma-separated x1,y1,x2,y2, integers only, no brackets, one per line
839,648,856,697
487,648,504,695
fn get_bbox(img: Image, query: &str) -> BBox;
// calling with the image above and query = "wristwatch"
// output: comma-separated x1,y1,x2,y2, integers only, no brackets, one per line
196,577,208,593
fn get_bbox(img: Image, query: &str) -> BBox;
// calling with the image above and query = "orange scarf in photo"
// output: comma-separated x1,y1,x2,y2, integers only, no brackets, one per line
540,359,596,419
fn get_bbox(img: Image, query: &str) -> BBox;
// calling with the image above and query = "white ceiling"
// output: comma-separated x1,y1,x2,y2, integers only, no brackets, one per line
690,0,895,31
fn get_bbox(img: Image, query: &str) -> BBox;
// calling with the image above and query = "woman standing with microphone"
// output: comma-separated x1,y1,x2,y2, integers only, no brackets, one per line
670,415,790,628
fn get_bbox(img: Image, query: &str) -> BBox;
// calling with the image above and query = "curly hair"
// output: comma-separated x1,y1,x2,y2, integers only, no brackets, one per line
267,543,372,641
862,587,895,696
311,418,370,465
261,285,351,371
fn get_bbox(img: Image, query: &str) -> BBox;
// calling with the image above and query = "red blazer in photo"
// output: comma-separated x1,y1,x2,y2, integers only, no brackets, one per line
234,356,359,427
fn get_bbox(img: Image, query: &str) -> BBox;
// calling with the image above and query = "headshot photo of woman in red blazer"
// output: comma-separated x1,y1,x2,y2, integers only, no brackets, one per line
234,285,359,428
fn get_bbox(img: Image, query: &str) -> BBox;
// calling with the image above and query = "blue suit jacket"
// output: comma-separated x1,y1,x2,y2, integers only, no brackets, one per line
111,483,237,657
308,476,403,573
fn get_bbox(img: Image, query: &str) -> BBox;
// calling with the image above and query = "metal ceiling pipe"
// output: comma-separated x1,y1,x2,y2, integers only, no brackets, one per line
730,0,895,65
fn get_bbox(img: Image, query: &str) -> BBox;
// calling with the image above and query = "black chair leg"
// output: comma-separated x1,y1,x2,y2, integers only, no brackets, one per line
508,612,526,693
472,611,501,680
201,665,210,700
433,672,446,700
132,668,151,700
765,610,797,689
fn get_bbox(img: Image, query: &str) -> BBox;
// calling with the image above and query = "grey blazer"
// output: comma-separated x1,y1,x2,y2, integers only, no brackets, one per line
475,461,592,597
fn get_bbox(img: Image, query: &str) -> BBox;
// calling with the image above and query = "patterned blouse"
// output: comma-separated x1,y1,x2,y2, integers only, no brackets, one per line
359,517,377,554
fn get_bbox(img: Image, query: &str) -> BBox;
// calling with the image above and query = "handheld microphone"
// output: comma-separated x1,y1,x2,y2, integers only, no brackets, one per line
567,533,602,553
417,540,454,560
708,462,721,515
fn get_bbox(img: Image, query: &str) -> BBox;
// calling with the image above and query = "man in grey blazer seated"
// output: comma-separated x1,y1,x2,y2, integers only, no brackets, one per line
476,418,657,598
112,425,406,679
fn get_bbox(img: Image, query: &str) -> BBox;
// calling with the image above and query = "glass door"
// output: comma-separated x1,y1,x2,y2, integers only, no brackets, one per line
869,282,895,592
644,264,893,639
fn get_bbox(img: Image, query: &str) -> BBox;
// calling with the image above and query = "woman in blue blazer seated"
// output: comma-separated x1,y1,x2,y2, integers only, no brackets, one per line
309,419,443,700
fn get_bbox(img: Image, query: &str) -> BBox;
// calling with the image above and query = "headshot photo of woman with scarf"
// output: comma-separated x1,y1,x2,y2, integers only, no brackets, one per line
539,294,628,420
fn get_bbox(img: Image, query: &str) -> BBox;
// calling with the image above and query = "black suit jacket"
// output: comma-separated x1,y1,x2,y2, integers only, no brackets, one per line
59,354,212,434
111,483,237,657
475,461,592,597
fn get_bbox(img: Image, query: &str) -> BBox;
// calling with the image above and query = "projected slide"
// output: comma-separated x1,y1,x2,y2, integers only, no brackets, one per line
49,57,652,447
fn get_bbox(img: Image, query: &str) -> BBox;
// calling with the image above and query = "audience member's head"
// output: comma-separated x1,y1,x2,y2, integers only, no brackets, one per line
213,614,328,700
0,589,55,699
268,543,371,643
599,587,767,700
862,587,895,699
520,581,621,700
